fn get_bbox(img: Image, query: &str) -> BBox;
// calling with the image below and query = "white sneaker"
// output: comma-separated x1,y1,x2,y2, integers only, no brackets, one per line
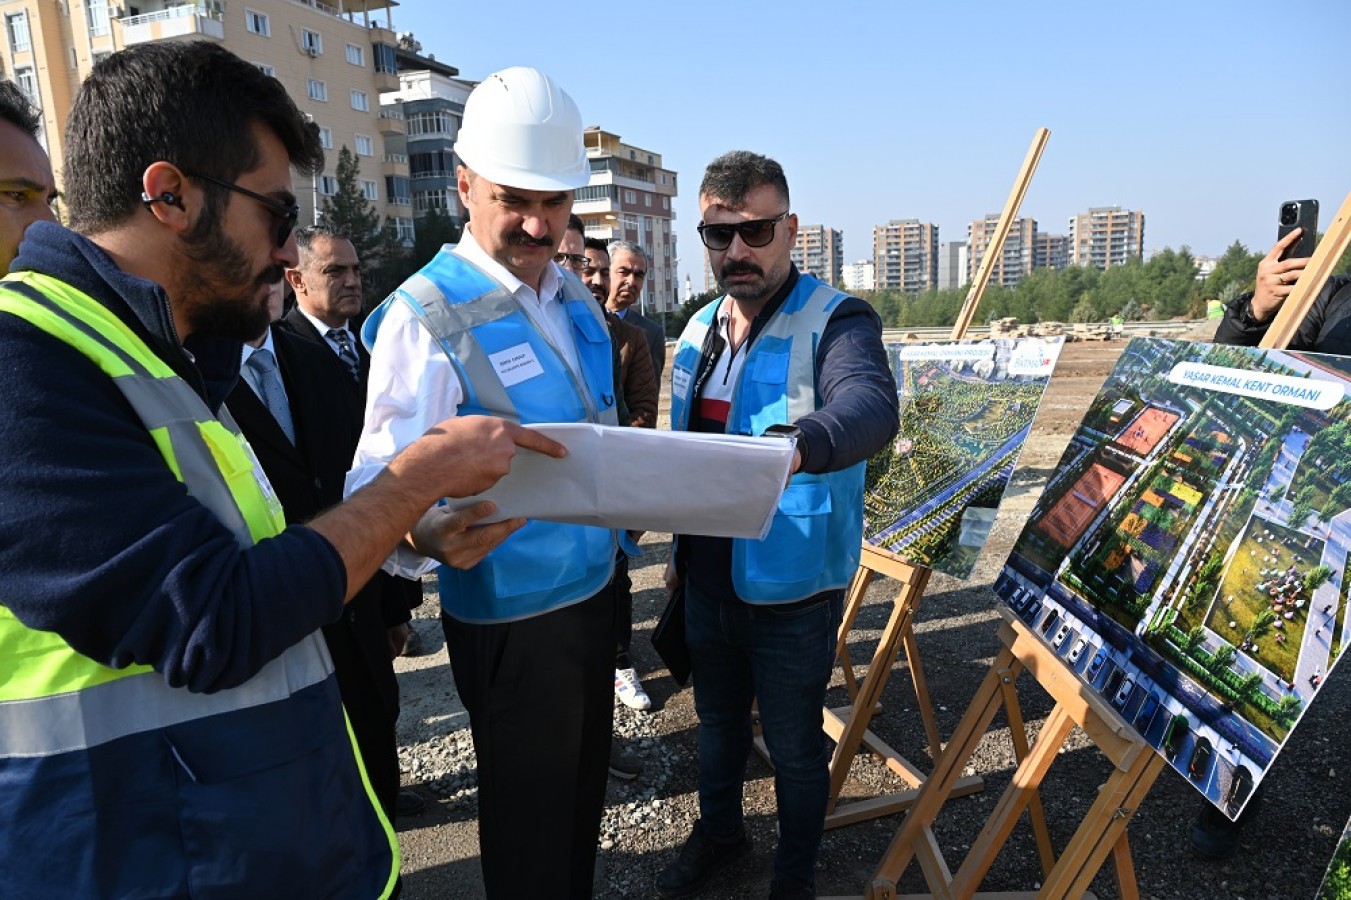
614,667,651,710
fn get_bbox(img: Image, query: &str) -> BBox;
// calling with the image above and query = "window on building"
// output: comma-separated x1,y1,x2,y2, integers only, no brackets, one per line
68,47,78,68
394,217,414,242
244,7,269,36
406,110,454,137
307,79,327,102
662,197,670,210
87,0,110,36
301,28,321,55
345,42,364,66
7,11,30,52
354,134,373,156
318,127,333,149
409,150,452,178
644,194,651,207
318,175,338,196
623,189,636,204
13,67,37,107
350,90,368,112
385,176,411,206
255,62,275,77
372,43,397,75
414,189,455,213
360,180,378,202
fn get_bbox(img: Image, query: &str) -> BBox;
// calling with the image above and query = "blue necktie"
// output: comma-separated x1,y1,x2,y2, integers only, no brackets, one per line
328,327,361,383
245,348,296,444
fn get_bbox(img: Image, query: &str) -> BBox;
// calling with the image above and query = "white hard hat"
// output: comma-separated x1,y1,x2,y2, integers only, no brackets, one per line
454,67,588,192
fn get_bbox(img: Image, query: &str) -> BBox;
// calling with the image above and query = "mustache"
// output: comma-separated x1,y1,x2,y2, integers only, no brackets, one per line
507,232,555,248
720,261,763,279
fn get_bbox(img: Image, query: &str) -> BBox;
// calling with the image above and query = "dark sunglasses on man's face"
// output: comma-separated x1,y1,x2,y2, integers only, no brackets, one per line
183,170,300,248
697,211,790,251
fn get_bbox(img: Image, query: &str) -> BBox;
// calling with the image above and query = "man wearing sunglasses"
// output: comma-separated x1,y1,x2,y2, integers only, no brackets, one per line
659,151,898,900
349,67,621,897
0,42,561,898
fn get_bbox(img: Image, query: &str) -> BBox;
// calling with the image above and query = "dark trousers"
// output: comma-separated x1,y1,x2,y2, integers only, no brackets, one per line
613,552,633,668
685,583,843,887
441,583,616,899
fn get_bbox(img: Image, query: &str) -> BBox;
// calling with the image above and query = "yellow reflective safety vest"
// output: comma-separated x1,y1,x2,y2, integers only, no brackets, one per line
0,272,398,899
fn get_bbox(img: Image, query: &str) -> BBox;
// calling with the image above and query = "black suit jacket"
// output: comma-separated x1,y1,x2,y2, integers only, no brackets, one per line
278,305,371,390
227,326,401,814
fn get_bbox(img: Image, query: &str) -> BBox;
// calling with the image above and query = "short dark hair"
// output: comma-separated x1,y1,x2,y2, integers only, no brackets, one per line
699,151,790,209
64,41,324,234
583,236,608,255
0,81,40,139
294,223,354,266
567,213,584,234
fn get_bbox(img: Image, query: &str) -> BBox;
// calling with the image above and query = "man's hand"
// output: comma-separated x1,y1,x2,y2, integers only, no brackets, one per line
1251,229,1311,322
391,416,567,501
408,501,526,570
386,623,410,659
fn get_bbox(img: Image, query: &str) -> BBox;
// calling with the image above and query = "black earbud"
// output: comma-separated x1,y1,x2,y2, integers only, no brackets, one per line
140,190,184,210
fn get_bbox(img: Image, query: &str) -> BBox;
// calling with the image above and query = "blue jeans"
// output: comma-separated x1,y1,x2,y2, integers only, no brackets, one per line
684,582,843,887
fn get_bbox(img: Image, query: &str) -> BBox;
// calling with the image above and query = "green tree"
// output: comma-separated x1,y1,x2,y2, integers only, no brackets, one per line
666,289,719,335
407,206,463,272
1239,670,1264,701
1185,625,1206,653
1306,565,1333,593
318,145,409,309
1208,642,1237,673
1251,607,1277,640
1202,241,1261,301
1274,692,1302,727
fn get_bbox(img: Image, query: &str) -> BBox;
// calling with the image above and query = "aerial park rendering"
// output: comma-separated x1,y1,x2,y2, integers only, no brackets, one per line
864,337,1063,578
996,337,1351,817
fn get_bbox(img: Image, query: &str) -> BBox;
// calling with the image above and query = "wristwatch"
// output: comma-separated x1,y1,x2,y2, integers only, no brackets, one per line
763,423,808,469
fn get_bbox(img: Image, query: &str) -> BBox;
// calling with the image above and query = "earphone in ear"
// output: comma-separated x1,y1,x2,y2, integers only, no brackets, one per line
140,190,184,210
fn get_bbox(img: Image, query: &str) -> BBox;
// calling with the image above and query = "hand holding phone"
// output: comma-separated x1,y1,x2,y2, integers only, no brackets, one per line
1277,199,1318,260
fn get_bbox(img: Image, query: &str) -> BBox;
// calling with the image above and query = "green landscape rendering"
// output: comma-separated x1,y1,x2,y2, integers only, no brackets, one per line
864,337,1063,578
996,337,1351,818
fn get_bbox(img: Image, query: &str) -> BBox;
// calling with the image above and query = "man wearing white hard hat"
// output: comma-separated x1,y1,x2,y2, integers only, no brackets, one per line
347,67,618,896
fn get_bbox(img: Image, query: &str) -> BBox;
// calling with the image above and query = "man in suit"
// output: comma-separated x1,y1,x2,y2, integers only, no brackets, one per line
282,225,430,672
227,281,410,823
606,239,666,384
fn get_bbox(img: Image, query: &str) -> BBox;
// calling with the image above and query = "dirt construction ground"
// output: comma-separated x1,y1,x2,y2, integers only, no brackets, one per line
390,336,1351,899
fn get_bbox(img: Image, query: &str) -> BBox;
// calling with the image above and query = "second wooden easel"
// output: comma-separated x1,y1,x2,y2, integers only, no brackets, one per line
754,128,1052,829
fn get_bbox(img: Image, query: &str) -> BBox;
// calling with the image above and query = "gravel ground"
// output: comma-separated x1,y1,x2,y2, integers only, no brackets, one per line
390,338,1351,899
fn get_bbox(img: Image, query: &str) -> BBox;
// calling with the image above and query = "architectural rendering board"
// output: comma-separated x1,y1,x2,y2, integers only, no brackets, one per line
1318,813,1351,900
864,337,1064,579
995,337,1351,818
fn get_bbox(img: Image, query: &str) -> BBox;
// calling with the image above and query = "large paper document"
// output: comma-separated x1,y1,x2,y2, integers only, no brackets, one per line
449,423,794,539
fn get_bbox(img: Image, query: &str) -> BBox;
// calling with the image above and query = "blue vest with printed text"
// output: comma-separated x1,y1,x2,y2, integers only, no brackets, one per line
365,249,617,623
669,273,865,603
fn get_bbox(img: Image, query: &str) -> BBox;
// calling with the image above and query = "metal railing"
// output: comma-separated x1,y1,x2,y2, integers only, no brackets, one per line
120,4,220,27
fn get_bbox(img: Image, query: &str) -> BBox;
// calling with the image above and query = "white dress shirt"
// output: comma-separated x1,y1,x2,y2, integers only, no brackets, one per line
239,328,279,394
344,227,575,577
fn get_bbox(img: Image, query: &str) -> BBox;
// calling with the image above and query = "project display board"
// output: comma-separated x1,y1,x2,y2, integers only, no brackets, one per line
864,337,1064,579
995,337,1351,817
1319,814,1351,899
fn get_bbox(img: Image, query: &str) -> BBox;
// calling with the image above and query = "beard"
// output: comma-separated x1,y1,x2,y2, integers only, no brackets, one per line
179,219,284,341
717,259,775,304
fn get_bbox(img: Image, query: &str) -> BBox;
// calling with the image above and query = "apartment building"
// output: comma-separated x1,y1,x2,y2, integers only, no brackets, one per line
791,224,842,286
842,258,874,293
0,0,410,236
936,240,968,291
572,126,678,314
873,219,937,293
1033,232,1069,272
967,215,1035,288
382,45,471,227
1069,206,1145,269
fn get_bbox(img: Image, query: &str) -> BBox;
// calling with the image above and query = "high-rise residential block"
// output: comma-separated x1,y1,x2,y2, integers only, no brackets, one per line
383,45,470,231
873,219,938,294
967,215,1035,288
842,259,875,293
1,0,413,236
791,225,842,286
936,241,968,291
572,127,678,314
1069,206,1145,269
1034,232,1069,272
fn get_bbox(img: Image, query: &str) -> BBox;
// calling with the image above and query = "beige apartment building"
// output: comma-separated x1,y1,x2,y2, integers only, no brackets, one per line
1,0,411,237
573,126,678,316
1069,206,1145,270
966,214,1035,288
873,218,937,293
791,224,841,286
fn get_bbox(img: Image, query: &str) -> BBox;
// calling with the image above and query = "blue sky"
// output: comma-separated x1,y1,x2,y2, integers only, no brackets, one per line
384,0,1349,277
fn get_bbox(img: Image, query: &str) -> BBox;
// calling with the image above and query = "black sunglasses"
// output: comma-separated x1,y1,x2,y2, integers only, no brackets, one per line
697,211,790,251
183,170,300,248
553,252,589,269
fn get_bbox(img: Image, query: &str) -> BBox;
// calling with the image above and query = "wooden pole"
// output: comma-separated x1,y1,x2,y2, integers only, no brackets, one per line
950,128,1051,341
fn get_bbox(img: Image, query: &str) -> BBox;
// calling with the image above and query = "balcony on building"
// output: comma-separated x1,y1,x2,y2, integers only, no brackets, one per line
115,2,225,45
378,108,406,136
381,152,408,177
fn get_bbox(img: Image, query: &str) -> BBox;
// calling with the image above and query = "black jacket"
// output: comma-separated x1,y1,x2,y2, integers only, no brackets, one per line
1215,276,1351,353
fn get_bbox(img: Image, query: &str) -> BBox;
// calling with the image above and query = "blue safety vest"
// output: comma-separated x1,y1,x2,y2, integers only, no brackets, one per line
670,273,865,603
0,273,398,899
365,249,617,623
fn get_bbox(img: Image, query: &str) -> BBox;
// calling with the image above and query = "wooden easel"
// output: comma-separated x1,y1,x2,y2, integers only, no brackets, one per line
829,188,1351,900
754,129,1051,829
